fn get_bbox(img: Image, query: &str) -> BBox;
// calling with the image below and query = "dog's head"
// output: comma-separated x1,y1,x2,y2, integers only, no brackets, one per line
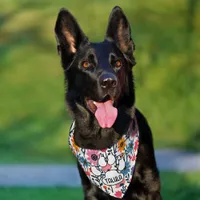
55,6,136,129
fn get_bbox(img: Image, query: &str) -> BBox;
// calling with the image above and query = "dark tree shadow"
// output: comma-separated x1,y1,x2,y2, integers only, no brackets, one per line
184,128,200,152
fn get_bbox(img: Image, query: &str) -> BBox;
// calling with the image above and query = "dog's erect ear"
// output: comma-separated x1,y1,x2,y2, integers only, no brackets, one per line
55,8,88,67
105,6,135,65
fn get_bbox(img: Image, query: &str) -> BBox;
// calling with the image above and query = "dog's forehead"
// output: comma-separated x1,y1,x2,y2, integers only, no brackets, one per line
90,40,117,59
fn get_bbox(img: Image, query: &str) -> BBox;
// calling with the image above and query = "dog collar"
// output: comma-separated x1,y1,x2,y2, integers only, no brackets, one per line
68,118,139,199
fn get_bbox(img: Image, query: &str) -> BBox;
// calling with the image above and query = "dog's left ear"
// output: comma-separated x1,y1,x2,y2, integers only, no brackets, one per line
105,6,135,66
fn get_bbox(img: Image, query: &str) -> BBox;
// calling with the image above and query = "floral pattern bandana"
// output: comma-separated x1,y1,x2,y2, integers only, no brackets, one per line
68,118,139,199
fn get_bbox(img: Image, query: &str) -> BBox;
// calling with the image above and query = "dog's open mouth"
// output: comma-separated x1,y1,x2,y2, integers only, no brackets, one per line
87,95,112,113
86,95,118,128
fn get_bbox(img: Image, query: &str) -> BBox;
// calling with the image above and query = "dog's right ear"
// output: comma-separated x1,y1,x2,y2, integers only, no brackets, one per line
105,6,135,66
54,8,88,68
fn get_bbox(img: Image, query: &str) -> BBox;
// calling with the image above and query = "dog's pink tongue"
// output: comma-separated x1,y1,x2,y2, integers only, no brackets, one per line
95,100,118,128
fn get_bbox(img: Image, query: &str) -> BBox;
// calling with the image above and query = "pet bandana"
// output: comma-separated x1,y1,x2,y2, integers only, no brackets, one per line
68,118,139,199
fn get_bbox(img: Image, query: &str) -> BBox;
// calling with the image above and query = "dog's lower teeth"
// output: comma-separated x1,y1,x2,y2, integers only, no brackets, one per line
93,101,96,105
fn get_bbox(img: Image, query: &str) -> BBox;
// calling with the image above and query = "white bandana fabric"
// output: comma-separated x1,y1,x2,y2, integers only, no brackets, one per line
68,119,139,199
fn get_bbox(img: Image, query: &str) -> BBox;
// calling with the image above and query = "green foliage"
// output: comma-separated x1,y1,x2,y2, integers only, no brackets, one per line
0,0,200,163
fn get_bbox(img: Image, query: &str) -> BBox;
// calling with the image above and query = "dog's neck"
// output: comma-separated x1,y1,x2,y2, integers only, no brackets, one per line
73,106,135,149
69,117,139,198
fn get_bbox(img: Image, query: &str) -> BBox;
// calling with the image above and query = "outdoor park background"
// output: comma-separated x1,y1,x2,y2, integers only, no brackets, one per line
0,0,200,199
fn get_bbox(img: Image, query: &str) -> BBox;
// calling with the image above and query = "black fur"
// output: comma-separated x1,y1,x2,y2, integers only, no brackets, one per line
55,6,162,200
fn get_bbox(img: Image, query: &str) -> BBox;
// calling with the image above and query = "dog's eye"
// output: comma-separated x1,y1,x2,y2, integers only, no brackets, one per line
82,61,90,68
114,60,122,68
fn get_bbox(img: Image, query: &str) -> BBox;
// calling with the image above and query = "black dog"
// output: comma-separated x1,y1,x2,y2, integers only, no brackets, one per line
55,6,162,200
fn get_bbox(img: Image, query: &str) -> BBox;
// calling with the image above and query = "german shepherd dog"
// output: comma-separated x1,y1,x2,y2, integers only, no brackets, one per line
55,6,162,200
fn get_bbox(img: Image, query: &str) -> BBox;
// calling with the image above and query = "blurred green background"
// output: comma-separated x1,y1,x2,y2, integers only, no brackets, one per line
0,0,200,164
0,0,200,199
1,173,200,200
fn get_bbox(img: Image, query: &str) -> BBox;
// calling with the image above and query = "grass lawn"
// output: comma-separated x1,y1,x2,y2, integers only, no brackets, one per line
0,173,200,200
0,0,200,163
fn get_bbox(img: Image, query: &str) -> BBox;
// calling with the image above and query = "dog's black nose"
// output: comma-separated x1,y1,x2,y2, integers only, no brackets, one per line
100,73,117,89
